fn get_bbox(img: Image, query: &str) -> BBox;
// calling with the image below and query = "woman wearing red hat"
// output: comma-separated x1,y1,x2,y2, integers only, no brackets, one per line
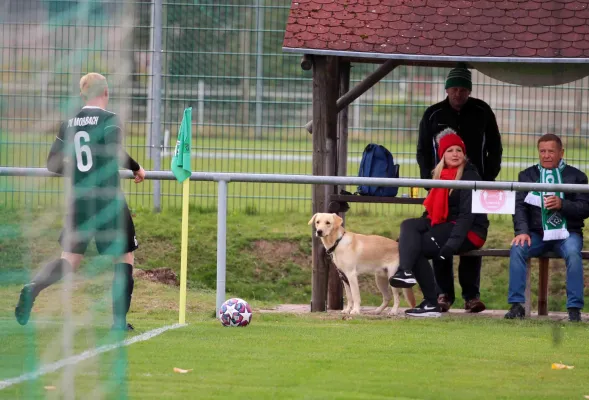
389,129,489,317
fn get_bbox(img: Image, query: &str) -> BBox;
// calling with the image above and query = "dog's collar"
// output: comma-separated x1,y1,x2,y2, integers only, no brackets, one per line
326,231,346,256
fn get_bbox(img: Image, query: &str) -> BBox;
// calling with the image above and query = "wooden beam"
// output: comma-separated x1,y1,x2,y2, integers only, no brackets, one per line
525,260,531,317
342,57,471,69
311,55,339,312
327,60,350,311
538,258,549,316
300,54,313,70
305,59,399,133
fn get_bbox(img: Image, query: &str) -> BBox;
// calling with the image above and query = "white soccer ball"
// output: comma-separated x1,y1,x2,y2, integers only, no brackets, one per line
218,298,252,327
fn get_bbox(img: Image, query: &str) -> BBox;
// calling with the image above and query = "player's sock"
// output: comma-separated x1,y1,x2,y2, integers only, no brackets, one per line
30,258,70,297
15,258,71,325
112,263,134,328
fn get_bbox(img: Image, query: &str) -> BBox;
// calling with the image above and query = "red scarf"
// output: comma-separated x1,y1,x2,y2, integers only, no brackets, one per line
423,168,458,226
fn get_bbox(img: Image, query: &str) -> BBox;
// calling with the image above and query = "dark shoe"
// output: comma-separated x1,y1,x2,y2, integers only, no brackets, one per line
568,308,581,322
405,300,441,318
111,322,135,332
389,270,416,288
465,298,486,313
504,303,525,320
437,294,452,313
15,283,36,326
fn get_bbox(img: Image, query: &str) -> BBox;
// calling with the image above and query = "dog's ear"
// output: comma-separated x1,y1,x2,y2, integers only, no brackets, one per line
333,213,343,228
308,213,318,225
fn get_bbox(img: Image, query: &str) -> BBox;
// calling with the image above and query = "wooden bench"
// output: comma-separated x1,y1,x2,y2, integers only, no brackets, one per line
327,194,425,212
462,249,589,317
328,193,588,317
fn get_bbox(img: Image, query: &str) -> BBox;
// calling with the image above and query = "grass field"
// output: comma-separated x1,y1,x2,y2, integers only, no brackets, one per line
1,208,589,399
1,281,589,399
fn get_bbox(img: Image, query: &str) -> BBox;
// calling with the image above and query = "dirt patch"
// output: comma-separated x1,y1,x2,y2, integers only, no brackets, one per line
251,240,310,268
134,268,179,286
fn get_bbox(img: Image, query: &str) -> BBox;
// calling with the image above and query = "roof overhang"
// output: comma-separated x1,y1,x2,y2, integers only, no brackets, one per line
284,47,589,86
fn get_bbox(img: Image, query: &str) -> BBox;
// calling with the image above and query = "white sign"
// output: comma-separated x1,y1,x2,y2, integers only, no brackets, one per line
471,190,516,215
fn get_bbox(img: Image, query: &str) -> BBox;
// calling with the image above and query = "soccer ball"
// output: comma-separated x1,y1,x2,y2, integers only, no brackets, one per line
218,298,252,327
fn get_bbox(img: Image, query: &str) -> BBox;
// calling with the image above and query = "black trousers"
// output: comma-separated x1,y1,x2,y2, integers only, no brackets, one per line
398,218,478,305
433,255,481,304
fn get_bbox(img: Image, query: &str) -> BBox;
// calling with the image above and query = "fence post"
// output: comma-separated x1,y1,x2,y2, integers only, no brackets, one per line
198,80,205,133
151,0,163,212
255,0,265,138
216,179,228,315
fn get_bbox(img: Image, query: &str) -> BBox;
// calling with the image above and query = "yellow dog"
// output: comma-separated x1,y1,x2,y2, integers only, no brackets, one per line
309,213,416,315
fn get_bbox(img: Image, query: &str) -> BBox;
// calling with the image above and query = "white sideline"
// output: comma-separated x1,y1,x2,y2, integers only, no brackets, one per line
0,323,186,391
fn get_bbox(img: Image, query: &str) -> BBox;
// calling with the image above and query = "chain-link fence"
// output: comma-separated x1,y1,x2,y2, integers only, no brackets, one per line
2,0,589,213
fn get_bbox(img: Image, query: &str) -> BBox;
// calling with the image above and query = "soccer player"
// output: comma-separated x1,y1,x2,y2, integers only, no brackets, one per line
15,73,145,331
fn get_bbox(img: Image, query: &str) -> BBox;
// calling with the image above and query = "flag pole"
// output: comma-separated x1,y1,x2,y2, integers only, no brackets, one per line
179,177,189,324
173,107,192,325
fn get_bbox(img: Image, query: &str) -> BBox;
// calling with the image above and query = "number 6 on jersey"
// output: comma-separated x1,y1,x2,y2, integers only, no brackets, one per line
74,130,93,172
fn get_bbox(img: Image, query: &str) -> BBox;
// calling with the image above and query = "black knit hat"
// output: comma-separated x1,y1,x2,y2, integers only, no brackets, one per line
445,63,472,91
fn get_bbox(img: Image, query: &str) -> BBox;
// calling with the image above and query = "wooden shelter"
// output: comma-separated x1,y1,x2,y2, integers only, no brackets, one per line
282,0,589,311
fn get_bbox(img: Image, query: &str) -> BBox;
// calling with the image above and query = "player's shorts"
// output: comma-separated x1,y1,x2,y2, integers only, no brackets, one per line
59,199,139,256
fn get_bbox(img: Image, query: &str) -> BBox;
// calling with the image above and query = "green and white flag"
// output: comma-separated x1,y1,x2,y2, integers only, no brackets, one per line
171,107,192,183
524,159,569,241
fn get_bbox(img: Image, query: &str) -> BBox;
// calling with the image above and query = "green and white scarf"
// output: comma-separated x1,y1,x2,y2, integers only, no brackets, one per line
524,159,569,241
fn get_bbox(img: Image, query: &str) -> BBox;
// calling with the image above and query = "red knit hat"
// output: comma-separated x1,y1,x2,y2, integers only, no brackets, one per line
438,132,466,159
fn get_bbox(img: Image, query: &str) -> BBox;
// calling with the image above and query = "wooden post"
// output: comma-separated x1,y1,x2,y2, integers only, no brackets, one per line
311,56,339,312
525,260,532,317
538,258,549,316
327,60,350,311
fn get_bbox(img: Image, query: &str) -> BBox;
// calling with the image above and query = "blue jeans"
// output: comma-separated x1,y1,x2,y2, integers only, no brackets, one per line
508,232,584,309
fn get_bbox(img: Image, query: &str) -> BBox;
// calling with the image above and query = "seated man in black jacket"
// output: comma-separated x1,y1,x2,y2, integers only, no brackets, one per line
505,134,589,322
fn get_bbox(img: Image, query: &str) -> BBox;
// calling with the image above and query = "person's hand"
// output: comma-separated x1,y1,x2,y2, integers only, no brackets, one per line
133,166,145,183
511,234,531,247
438,246,455,260
543,195,562,210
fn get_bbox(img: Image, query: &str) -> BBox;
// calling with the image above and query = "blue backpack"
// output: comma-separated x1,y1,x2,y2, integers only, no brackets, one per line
357,144,399,197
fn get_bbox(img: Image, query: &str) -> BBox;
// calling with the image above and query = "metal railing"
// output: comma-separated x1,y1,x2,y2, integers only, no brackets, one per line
3,167,588,312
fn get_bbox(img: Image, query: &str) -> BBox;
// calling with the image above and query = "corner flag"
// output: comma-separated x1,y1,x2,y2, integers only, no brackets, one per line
172,107,192,324
171,107,192,182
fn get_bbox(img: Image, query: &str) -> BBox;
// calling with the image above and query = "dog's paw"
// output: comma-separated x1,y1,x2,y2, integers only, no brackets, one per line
350,309,361,315
341,309,351,315
388,308,399,316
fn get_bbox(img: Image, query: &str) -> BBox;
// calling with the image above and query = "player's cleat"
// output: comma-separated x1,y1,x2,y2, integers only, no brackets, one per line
111,322,134,332
15,283,36,326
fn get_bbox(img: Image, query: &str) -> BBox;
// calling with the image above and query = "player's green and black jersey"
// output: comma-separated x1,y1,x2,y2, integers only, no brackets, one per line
47,106,139,200
47,106,140,244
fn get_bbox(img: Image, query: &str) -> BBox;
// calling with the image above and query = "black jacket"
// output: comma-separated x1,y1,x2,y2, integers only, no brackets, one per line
513,164,589,236
417,97,503,182
424,162,489,251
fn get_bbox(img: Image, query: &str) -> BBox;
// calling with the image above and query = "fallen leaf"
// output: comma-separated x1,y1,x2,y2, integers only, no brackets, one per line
551,363,574,370
44,386,57,390
173,367,192,374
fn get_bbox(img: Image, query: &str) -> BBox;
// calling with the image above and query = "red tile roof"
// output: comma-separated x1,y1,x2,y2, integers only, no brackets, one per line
283,0,589,62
